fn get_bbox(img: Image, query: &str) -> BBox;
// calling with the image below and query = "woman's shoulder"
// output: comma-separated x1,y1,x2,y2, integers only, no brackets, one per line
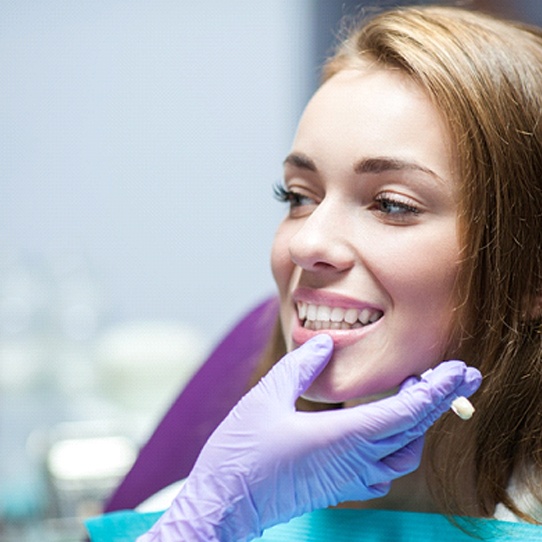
494,470,542,523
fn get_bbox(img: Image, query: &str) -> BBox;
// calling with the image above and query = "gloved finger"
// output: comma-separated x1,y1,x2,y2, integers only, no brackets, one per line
368,481,392,499
299,360,480,463
256,334,334,405
419,360,481,404
367,376,470,457
358,437,425,489
340,480,391,504
396,364,481,439
296,362,475,453
379,435,424,476
333,361,481,444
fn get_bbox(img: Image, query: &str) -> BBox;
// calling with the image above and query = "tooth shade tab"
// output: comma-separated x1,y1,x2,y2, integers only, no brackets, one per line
451,396,475,420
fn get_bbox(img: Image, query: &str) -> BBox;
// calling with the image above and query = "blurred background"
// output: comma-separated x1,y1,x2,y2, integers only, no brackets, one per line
1,0,540,540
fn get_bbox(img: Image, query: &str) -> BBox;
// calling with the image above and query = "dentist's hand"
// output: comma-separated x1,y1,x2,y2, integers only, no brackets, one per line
137,334,481,542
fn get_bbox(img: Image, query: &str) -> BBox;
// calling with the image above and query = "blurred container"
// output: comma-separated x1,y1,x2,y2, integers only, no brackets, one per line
39,421,138,519
94,320,207,428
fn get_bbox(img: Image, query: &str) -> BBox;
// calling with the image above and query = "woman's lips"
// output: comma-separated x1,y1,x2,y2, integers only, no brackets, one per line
291,288,384,347
292,315,383,347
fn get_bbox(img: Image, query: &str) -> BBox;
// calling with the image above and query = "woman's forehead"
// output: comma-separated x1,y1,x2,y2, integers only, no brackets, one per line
292,67,457,191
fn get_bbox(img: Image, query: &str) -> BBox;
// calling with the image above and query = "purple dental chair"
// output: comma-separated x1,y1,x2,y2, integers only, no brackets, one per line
104,296,279,513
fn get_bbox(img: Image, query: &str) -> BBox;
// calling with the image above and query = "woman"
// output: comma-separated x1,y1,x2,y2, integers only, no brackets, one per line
264,3,542,524
94,4,542,541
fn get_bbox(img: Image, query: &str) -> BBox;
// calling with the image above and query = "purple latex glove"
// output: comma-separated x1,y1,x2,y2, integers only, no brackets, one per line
137,334,481,542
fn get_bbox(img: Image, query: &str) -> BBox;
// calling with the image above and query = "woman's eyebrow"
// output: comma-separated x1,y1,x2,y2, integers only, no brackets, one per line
354,156,445,183
283,153,447,185
283,152,317,172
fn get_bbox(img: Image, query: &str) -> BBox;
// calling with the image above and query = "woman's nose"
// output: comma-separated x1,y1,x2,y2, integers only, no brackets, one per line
288,201,355,273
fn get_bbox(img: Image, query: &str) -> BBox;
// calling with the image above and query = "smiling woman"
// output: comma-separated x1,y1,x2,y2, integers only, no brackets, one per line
271,64,459,404
90,4,542,541
259,3,542,526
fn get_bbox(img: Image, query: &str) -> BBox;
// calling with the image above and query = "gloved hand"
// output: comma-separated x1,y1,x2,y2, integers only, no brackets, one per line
137,334,481,542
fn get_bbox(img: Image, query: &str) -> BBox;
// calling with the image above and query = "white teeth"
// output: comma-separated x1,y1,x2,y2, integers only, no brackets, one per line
306,304,317,321
369,311,381,323
330,307,345,322
296,302,383,330
316,305,331,322
359,308,371,325
344,308,358,325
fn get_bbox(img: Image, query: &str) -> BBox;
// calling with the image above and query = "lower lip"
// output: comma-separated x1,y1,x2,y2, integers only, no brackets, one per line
292,317,382,348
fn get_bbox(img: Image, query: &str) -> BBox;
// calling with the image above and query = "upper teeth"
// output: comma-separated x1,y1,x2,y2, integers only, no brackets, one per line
297,302,382,326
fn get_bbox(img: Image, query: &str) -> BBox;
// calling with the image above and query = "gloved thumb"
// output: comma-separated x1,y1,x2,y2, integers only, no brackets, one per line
399,376,420,392
258,334,334,405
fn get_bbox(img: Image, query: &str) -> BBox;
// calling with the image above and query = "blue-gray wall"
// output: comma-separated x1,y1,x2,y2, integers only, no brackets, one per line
1,1,313,346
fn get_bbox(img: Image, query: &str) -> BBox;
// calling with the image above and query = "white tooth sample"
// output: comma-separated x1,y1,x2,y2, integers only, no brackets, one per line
306,304,318,321
313,321,322,330
451,396,475,420
344,308,358,325
330,307,345,322
340,322,350,330
358,308,371,325
298,302,307,320
316,305,331,322
369,310,382,323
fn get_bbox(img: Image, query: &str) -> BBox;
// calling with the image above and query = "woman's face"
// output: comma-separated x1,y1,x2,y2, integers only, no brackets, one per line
271,65,460,403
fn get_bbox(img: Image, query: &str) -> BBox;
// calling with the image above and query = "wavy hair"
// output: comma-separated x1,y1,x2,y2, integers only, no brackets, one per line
256,5,542,522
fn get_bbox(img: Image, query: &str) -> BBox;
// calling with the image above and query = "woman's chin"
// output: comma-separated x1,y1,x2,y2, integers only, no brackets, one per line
300,359,403,405
301,383,399,406
300,374,367,404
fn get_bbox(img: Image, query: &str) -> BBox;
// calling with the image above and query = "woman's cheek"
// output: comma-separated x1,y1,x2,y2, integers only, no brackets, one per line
270,224,295,293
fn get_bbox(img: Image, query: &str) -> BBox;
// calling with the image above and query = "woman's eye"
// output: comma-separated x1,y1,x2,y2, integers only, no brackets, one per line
273,183,316,212
373,194,420,220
